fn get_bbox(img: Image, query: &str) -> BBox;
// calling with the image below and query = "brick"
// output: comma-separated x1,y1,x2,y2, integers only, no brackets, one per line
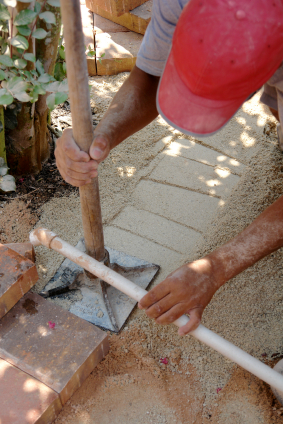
89,1,152,35
0,358,62,424
0,245,38,319
86,0,148,17
5,242,35,262
166,139,246,176
113,206,203,254
133,180,220,233
0,293,109,405
149,154,240,198
96,31,143,75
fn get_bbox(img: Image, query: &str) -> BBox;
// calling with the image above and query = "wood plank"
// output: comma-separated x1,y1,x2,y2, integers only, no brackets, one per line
96,31,143,75
87,0,152,34
86,0,148,17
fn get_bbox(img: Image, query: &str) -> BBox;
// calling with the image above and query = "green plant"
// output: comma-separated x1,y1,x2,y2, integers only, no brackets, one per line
0,0,68,111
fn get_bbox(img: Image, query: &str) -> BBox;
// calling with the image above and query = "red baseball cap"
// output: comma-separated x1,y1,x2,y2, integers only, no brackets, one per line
157,0,283,137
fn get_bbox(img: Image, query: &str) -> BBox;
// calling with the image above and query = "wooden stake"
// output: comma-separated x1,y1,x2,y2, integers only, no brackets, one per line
60,0,105,261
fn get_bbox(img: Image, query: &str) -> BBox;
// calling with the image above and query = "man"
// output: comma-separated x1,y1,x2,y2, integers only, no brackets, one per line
55,0,283,335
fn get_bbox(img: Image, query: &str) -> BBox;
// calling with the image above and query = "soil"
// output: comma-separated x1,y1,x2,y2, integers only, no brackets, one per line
1,73,283,423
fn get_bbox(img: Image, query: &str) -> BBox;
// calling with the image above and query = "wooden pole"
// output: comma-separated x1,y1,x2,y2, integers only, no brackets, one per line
60,0,105,261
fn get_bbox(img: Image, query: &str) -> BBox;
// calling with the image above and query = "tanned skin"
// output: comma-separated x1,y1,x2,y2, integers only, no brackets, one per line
55,66,283,335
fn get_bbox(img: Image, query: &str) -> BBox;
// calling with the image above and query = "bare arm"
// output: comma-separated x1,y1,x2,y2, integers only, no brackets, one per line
139,195,283,335
55,66,160,186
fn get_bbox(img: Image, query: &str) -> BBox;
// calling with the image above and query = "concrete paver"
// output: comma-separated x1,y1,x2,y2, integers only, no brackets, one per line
166,138,246,175
132,180,221,233
0,358,62,424
0,293,109,405
104,226,184,283
113,205,203,254
149,154,240,198
0,245,38,319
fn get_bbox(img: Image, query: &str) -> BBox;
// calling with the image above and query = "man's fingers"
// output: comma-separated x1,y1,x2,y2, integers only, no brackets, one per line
178,308,202,336
138,283,170,310
58,128,90,163
155,303,185,324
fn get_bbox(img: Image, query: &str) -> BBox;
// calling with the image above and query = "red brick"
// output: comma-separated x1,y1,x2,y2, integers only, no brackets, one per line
0,358,62,424
5,242,36,262
0,245,38,319
0,293,109,405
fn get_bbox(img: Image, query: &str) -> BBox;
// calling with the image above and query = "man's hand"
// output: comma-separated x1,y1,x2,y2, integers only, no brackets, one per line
138,258,220,336
55,128,110,187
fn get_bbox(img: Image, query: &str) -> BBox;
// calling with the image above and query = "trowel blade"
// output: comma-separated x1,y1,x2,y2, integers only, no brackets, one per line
41,239,159,332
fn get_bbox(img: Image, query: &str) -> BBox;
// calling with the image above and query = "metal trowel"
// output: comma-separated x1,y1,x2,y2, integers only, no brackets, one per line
40,0,159,332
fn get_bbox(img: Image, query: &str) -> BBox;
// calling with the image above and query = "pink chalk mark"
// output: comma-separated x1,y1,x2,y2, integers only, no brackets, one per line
48,321,55,329
160,357,168,365
216,388,222,394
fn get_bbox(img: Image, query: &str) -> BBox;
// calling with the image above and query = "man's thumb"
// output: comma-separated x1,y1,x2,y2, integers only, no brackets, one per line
178,308,202,336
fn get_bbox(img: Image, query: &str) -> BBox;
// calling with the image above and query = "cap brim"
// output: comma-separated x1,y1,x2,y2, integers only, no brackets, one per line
157,50,245,137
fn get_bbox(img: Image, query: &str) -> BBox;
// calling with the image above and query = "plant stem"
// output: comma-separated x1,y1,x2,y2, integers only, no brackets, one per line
26,0,48,48
10,8,13,59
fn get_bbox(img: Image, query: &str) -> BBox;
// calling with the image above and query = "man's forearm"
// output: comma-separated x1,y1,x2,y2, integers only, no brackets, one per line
94,66,160,150
207,195,283,287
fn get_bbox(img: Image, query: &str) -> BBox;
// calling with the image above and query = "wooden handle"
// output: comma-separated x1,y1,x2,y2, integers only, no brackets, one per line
60,0,105,261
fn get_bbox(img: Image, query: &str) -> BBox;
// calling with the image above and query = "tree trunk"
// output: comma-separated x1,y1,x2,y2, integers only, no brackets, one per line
6,2,38,175
0,106,6,162
35,2,61,163
6,2,61,175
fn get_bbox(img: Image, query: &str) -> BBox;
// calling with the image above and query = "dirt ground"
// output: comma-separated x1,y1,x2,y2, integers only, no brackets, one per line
1,73,283,423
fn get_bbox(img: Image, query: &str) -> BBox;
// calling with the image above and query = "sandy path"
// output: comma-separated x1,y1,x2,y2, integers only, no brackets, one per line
26,74,283,423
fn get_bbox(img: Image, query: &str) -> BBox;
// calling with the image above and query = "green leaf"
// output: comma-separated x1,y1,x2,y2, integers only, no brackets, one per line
39,11,56,24
7,77,29,94
58,46,65,60
32,28,47,39
14,59,27,69
14,91,31,102
0,174,16,192
38,73,52,83
54,62,65,81
0,93,13,106
14,9,37,26
34,2,41,14
0,55,13,67
47,0,60,7
29,90,38,103
35,59,44,75
45,81,59,92
0,69,6,80
17,25,32,36
63,61,66,72
87,51,96,57
55,92,68,105
33,84,46,95
11,35,29,50
2,0,16,7
24,52,36,63
46,92,55,110
58,79,68,92
0,4,10,20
